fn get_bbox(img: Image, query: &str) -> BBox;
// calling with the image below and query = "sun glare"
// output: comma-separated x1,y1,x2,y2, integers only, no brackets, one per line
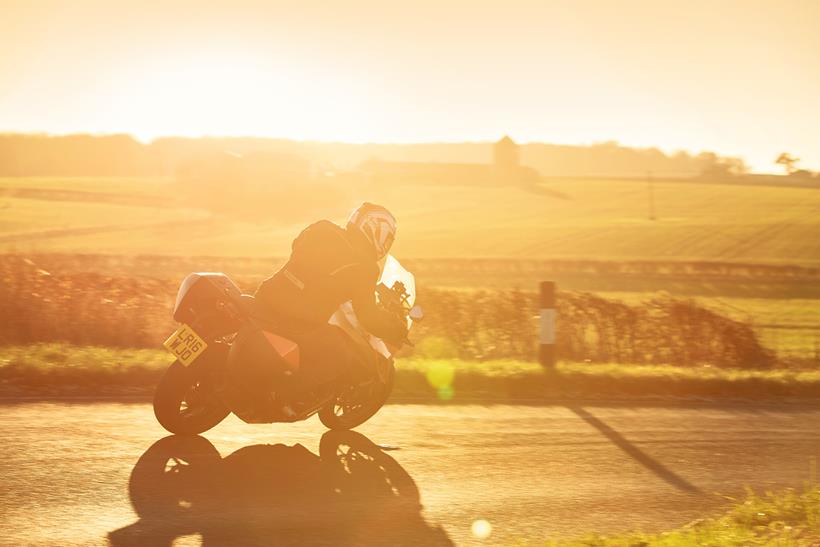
123,53,377,142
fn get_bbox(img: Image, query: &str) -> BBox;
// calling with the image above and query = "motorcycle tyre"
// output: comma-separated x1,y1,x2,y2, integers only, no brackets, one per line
318,363,394,431
153,360,230,435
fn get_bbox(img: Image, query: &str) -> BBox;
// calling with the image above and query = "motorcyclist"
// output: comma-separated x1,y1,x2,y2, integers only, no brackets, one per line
249,203,408,414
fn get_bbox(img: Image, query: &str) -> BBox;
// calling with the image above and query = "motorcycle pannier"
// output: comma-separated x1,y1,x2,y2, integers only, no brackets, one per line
173,273,247,338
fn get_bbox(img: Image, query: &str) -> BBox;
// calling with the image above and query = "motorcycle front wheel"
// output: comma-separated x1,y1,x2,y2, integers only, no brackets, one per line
153,361,230,435
318,363,395,430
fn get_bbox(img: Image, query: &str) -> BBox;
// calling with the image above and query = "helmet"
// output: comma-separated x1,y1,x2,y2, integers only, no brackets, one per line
346,202,397,259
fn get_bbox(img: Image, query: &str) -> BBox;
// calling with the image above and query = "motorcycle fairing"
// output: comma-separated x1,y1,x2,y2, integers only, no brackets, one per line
261,330,301,371
329,254,416,360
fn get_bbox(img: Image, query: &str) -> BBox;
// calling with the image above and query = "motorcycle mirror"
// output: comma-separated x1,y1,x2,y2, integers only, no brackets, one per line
409,305,424,322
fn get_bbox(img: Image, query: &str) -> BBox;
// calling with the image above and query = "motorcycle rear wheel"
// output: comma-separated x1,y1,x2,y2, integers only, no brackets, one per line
153,361,230,435
318,363,394,430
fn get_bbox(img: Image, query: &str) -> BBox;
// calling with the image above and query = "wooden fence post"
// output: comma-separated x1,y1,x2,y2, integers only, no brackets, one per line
539,281,556,368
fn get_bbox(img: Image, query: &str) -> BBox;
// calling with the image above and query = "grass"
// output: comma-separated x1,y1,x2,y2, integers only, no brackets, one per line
0,344,170,396
398,266,820,299
1,176,819,266
0,196,168,233
2,175,818,361
0,176,172,196
0,192,208,247
400,359,820,401
603,293,820,329
3,344,820,401
694,297,820,360
538,485,820,546
393,178,820,266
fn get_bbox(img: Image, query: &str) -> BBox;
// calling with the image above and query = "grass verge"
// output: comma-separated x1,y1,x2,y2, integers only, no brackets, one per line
397,359,820,402
538,485,820,546
2,344,820,401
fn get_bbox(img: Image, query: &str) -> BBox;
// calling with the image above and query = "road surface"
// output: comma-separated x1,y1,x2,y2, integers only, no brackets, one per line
1,402,819,546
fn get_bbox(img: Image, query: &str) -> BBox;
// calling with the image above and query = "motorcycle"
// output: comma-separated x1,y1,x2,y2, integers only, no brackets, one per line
153,255,422,435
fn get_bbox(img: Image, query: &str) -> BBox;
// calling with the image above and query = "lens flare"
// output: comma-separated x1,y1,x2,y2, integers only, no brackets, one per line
424,360,455,401
471,519,492,539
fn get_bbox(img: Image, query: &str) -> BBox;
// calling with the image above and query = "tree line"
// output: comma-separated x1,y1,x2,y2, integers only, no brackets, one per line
0,133,749,179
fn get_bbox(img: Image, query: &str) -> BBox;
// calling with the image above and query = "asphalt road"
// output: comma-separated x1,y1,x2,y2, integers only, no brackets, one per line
1,402,819,546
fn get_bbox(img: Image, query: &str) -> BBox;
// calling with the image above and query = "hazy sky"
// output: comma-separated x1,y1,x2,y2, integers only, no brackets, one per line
2,0,819,172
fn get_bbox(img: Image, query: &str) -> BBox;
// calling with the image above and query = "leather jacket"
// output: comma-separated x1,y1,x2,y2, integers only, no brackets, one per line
254,220,407,345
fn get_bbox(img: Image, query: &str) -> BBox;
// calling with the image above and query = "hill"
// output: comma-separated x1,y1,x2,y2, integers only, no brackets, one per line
1,176,818,266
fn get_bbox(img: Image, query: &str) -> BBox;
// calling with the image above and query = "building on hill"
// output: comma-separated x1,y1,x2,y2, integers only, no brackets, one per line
357,136,540,186
493,135,519,170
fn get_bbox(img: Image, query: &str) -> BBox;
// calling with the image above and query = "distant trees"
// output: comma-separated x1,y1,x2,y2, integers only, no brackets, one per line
696,151,748,177
0,134,154,176
521,141,747,178
0,133,755,180
774,153,818,179
775,152,800,175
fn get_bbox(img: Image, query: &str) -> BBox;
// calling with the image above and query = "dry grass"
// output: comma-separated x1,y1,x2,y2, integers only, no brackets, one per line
414,287,775,367
540,485,820,546
0,255,780,368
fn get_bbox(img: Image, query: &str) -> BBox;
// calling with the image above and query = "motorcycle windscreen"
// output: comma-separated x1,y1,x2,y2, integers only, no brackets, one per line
379,255,416,308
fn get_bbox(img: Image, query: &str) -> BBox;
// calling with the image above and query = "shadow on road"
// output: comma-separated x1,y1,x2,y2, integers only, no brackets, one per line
108,430,452,546
568,406,700,493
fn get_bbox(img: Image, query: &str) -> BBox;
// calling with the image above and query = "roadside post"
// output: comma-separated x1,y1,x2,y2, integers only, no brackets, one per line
539,281,556,368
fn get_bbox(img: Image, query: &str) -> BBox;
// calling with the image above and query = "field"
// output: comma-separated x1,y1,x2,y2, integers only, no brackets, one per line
1,175,819,364
2,176,820,265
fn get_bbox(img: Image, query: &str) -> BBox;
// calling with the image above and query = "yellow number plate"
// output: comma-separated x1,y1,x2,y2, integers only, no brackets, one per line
163,324,208,367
